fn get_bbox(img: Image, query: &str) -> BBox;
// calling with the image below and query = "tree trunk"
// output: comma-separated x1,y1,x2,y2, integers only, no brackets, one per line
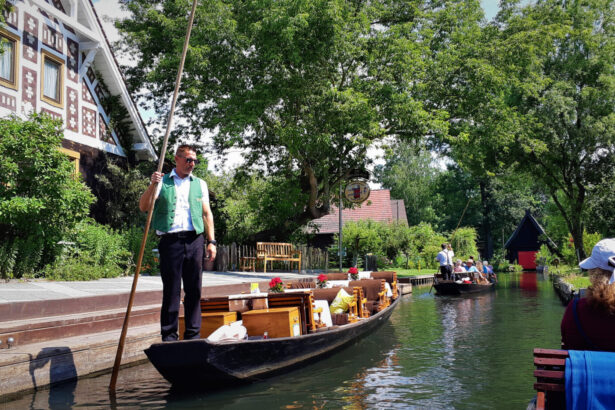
479,180,494,260
571,223,586,263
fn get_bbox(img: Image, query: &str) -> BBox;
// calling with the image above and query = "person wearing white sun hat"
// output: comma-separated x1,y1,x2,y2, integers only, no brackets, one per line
560,238,615,351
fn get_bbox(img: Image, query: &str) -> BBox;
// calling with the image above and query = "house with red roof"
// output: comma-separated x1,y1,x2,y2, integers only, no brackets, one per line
309,189,408,248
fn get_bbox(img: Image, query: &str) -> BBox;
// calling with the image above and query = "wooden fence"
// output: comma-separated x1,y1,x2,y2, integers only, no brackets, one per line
213,243,329,273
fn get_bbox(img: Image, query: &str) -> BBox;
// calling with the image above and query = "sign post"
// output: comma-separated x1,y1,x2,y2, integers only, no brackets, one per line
339,177,370,271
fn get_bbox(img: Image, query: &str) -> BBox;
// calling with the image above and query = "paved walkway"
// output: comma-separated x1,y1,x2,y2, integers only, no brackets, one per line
0,271,313,304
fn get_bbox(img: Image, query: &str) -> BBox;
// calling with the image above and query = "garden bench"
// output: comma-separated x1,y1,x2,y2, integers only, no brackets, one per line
256,242,301,273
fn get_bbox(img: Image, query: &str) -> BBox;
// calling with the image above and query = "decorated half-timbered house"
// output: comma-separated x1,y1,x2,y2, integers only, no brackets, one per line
0,0,157,178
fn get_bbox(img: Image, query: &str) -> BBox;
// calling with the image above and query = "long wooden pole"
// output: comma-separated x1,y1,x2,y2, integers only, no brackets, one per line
451,196,472,241
109,0,199,391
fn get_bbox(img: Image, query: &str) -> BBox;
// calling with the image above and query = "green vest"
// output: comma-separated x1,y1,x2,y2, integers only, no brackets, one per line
152,173,205,234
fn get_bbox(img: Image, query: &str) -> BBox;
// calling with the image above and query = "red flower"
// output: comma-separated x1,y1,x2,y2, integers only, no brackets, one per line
348,267,358,274
318,274,328,282
269,277,284,292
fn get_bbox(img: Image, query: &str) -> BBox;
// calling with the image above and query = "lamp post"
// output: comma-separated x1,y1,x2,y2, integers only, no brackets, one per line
339,180,343,271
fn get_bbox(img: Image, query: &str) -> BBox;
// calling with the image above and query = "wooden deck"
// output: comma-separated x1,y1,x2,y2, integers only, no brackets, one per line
398,274,434,287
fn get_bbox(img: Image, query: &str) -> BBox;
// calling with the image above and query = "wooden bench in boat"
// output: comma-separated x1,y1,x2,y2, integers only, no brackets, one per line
267,291,316,334
286,278,316,289
349,279,388,314
370,271,398,299
311,287,363,323
200,297,231,313
323,272,350,280
532,348,567,410
256,242,302,273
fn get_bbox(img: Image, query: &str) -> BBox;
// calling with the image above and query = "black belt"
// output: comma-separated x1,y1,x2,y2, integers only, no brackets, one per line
161,231,198,239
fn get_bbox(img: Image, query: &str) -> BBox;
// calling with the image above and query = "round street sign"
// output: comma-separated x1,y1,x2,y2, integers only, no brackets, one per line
344,179,370,203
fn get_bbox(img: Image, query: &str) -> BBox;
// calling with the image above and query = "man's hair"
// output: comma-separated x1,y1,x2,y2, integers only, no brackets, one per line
176,144,197,156
441,243,447,250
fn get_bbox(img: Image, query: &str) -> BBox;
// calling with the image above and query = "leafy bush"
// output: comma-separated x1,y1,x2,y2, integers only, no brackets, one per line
535,244,554,266
340,220,383,266
0,114,94,278
0,235,45,279
406,223,447,269
583,231,602,259
90,158,151,229
123,226,160,274
44,219,131,281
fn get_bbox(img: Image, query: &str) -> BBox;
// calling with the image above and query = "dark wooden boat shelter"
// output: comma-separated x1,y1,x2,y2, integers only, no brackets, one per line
504,210,557,270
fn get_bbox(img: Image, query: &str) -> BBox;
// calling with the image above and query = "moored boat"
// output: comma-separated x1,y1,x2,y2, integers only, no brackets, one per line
145,279,399,388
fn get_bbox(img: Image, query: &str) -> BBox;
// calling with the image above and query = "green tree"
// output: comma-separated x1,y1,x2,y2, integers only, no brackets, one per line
493,0,615,259
449,226,479,261
0,115,94,274
375,141,441,226
115,0,449,238
339,220,383,266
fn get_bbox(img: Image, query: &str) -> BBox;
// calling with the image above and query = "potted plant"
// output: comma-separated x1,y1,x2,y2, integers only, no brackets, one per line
348,267,359,280
317,274,328,288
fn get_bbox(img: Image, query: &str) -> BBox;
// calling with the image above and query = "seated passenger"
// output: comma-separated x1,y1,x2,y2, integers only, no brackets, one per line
483,260,497,282
561,238,615,351
453,259,466,273
475,261,489,284
465,259,479,283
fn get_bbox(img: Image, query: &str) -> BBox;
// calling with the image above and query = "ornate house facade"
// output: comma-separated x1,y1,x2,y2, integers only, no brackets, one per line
0,0,156,176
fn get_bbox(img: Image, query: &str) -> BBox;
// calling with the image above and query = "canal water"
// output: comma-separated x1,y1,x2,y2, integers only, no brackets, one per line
4,272,564,409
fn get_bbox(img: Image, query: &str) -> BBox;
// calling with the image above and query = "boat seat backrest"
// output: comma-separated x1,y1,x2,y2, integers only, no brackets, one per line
371,272,397,284
348,279,384,301
287,280,316,289
324,272,349,280
533,348,567,410
200,297,230,312
312,287,354,303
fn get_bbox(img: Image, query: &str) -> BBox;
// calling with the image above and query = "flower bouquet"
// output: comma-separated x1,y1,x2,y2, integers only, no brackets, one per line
348,267,359,280
317,274,328,288
269,277,284,293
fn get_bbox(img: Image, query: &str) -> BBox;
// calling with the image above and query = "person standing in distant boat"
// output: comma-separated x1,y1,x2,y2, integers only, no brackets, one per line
139,145,216,342
446,243,455,278
436,243,453,280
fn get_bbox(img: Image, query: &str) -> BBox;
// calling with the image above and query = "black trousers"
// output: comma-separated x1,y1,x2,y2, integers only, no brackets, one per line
440,265,453,280
158,232,204,341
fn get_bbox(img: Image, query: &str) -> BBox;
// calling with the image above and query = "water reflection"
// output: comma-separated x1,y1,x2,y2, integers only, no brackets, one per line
3,273,565,409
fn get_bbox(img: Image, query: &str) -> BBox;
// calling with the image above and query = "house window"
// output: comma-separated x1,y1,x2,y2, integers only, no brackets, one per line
59,147,80,176
41,50,64,108
0,30,19,90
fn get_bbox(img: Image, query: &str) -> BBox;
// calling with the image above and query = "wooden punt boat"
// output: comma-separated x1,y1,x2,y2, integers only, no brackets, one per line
433,274,495,295
145,296,399,388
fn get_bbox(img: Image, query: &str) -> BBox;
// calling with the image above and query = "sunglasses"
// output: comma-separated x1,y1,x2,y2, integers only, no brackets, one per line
179,156,199,165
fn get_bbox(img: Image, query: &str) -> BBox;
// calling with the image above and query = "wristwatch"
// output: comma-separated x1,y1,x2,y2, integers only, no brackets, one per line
207,239,217,246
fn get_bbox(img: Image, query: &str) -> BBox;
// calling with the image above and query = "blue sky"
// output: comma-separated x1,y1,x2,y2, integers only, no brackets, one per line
481,0,500,20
